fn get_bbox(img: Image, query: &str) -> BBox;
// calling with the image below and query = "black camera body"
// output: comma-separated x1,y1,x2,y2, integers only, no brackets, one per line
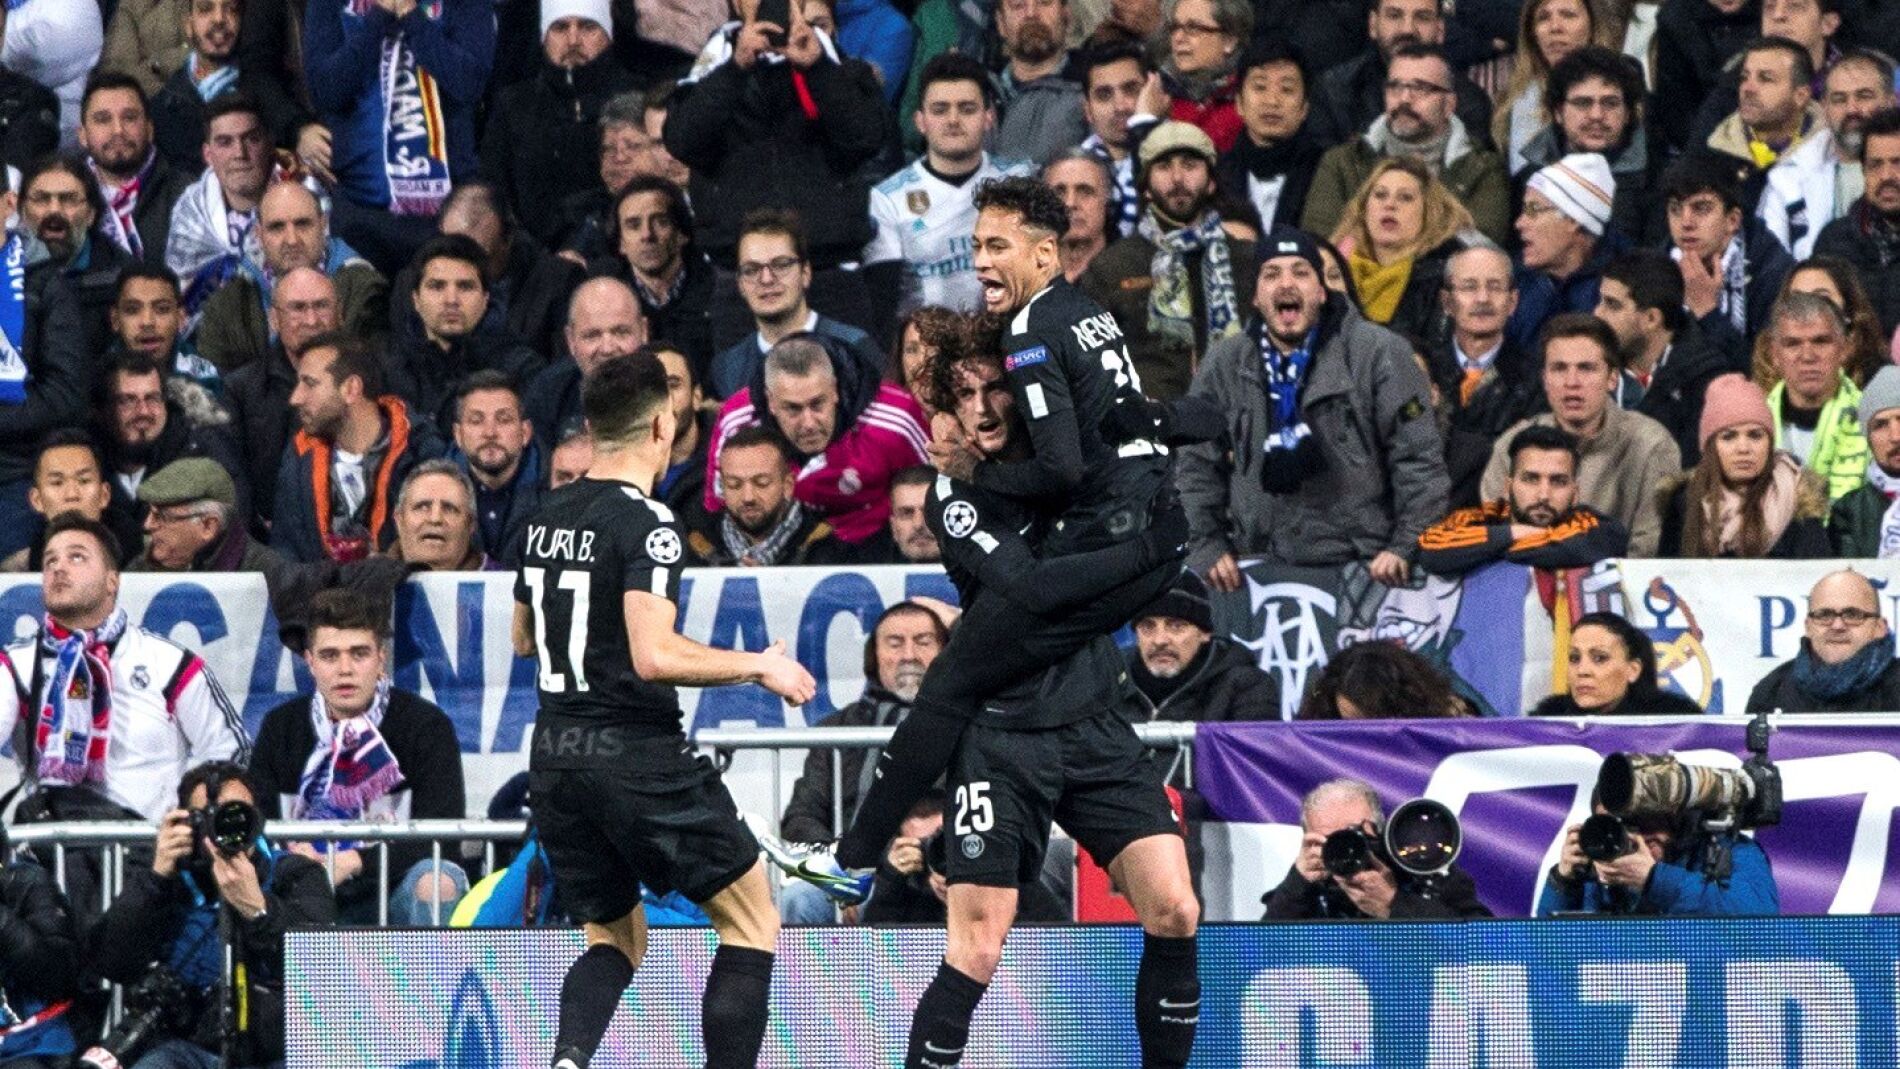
1321,800,1463,880
1578,813,1636,863
76,965,193,1069
189,799,263,862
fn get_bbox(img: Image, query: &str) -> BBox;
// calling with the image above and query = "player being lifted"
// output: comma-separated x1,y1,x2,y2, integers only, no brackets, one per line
511,353,817,1069
899,332,1202,1069
762,176,1200,902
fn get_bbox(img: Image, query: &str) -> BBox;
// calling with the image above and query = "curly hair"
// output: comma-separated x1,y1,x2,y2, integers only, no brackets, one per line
1296,641,1468,719
922,313,1006,416
891,305,971,389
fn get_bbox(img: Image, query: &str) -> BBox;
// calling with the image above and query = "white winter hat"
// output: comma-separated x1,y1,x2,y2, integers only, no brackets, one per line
542,0,613,42
1525,152,1616,236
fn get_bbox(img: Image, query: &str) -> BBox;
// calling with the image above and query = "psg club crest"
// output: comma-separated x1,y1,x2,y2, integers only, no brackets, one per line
907,190,931,216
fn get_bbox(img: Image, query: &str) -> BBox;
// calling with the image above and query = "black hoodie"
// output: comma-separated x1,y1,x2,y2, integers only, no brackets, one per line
480,52,641,246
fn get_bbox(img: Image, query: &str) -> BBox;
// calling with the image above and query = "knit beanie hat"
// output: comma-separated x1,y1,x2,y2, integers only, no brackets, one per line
1137,571,1215,632
543,0,613,41
1699,373,1775,448
1525,153,1616,236
1258,226,1327,278
1860,366,1900,429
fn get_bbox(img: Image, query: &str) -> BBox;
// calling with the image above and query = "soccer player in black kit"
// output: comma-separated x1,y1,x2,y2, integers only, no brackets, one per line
763,176,1187,902
510,353,817,1069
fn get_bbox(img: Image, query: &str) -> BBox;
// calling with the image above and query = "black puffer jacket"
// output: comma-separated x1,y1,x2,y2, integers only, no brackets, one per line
1,252,93,484
1636,320,1747,468
0,859,80,1025
1126,637,1280,724
0,66,58,171
1652,0,1760,152
223,343,298,532
480,54,641,245
663,47,889,267
1746,646,1900,714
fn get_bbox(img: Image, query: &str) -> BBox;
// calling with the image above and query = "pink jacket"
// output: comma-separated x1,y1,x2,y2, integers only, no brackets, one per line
705,382,932,543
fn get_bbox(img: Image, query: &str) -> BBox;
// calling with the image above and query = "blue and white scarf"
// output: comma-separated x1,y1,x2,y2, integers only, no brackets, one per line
1139,208,1241,351
1258,321,1316,451
360,0,451,217
0,232,27,405
296,677,404,825
188,53,240,102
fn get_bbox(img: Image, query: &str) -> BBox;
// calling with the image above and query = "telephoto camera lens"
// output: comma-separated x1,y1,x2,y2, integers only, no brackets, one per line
1385,800,1461,877
1321,828,1376,878
210,800,263,858
1578,813,1635,863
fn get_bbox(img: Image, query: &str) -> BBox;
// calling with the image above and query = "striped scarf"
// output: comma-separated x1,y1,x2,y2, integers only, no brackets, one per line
296,677,403,831
0,232,26,405
33,608,129,787
721,500,808,566
358,0,452,217
94,149,157,259
1139,209,1240,351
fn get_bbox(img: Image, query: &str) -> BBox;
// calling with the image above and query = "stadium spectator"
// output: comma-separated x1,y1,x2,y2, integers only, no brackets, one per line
1428,245,1542,509
273,332,446,563
0,432,134,574
1516,47,1661,245
0,61,59,175
1532,612,1704,716
891,306,967,403
1749,255,1893,388
779,600,947,923
1481,314,1682,557
1750,569,1900,712
1703,38,1827,217
1041,150,1117,282
1831,367,1900,554
223,267,340,532
0,822,80,1065
1814,107,1900,337
100,0,193,97
388,460,493,570
1262,778,1491,919
990,0,1088,164
1540,805,1779,915
1304,44,1510,246
1652,0,1760,153
1420,424,1630,573
78,73,189,264
95,350,248,517
1665,155,1795,344
1596,250,1744,466
708,332,928,545
480,0,637,247
866,55,1030,327
524,278,648,454
1493,0,1614,174
708,211,885,400
1309,0,1492,150
547,422,593,490
1326,156,1475,344
661,0,887,340
1218,40,1327,235
92,762,336,1069
849,466,941,564
1126,572,1278,722
691,424,854,566
449,372,543,560
163,95,274,317
302,0,495,276
1765,290,1869,503
20,155,131,359
194,181,388,373
1814,47,1896,178
1659,374,1832,558
1139,0,1251,152
859,798,951,924
1507,152,1617,350
1178,228,1448,590
129,457,282,572
1078,42,1148,237
596,177,716,379
1759,48,1892,257
1080,121,1256,400
146,0,243,173
109,265,221,397
0,513,249,823
250,589,467,924
547,90,663,265
1294,641,1473,719
384,234,543,431
1,0,102,144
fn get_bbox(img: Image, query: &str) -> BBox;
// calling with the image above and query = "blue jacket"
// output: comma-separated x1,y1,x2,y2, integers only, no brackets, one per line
302,0,494,209
836,0,914,105
1536,835,1779,917
1506,230,1629,353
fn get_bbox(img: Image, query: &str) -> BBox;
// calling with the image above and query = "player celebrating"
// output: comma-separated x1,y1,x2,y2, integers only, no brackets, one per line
511,353,817,1069
902,339,1201,1069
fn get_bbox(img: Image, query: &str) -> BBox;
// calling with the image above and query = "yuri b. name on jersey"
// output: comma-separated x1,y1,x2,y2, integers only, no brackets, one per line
1070,311,1123,350
524,524,597,564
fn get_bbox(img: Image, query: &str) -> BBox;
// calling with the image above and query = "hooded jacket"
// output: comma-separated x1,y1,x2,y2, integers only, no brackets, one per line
270,394,447,562
705,333,930,543
1303,116,1511,246
1636,319,1748,467
1652,0,1759,152
707,313,883,401
479,51,640,245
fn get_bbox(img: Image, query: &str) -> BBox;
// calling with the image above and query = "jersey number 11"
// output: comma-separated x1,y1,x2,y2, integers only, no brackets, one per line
522,567,592,693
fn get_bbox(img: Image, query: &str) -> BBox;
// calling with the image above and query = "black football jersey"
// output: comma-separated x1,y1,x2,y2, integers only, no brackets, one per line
514,477,688,730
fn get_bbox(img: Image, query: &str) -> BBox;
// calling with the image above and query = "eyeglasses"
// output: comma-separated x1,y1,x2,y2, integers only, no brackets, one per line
739,256,803,282
1384,79,1451,97
1168,19,1224,35
1520,201,1559,220
1561,94,1626,112
1809,608,1880,625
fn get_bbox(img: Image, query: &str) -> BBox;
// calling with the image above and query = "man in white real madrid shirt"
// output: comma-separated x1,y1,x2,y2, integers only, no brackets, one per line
864,54,1034,320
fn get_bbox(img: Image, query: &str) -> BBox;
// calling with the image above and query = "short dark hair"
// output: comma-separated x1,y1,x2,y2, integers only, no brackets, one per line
107,349,166,386
581,353,670,446
1544,45,1644,120
890,464,934,493
1538,311,1623,371
202,91,264,133
1745,35,1817,90
80,71,149,118
737,208,808,263
1080,41,1150,94
1660,154,1744,215
614,175,693,239
635,340,695,387
21,153,106,225
1603,249,1688,334
441,179,519,239
43,511,122,571
1831,48,1897,92
1235,38,1309,88
721,422,791,465
1865,106,1900,148
32,429,104,481
916,52,995,107
1507,424,1580,471
1572,611,1662,697
409,233,488,292
860,600,950,682
1387,41,1452,73
453,369,522,422
972,176,1069,238
114,262,182,304
305,587,392,643
178,760,257,809
304,331,385,399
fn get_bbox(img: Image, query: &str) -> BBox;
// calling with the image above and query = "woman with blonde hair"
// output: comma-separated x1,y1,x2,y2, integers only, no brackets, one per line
1329,156,1476,341
1748,256,1894,388
1494,0,1617,173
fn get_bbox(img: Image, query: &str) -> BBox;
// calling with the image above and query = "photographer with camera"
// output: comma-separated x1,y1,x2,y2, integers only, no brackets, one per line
0,825,82,1068
1538,808,1779,917
88,761,336,1069
1262,779,1492,921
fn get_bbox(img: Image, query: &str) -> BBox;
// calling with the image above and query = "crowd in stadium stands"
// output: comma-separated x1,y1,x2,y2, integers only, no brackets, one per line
0,0,1895,1054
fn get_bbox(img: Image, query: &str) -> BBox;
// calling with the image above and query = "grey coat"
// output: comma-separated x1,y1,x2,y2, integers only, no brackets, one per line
1177,302,1450,572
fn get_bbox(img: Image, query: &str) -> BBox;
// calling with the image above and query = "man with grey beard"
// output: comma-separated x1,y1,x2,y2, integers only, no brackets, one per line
776,601,947,924
1125,572,1279,728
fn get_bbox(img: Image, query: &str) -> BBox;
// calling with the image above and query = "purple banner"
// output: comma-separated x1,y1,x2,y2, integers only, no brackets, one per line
1196,718,1900,918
